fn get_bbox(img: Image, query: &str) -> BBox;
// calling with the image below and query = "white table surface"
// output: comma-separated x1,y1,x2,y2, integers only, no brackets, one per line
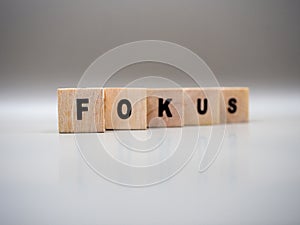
1,92,300,225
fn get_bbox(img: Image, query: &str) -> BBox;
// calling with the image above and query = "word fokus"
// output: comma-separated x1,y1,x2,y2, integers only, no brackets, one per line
57,87,249,133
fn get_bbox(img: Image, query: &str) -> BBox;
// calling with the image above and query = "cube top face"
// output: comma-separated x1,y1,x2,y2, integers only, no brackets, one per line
147,88,184,127
184,88,220,125
57,88,105,133
105,88,147,130
220,87,249,123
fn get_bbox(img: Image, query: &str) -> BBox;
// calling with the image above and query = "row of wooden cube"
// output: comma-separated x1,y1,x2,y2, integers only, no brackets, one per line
57,87,249,133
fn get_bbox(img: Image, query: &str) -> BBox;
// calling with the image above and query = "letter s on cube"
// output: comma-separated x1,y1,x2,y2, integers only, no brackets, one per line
220,87,249,123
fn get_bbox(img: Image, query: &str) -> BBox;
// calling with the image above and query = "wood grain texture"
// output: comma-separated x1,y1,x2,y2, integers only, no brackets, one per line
57,88,105,133
147,88,184,127
105,88,147,130
184,88,220,125
220,87,249,123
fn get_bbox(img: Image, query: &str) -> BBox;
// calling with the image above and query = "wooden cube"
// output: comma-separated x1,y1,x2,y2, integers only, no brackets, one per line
220,87,249,123
57,88,105,133
147,88,184,127
184,88,220,125
105,88,147,130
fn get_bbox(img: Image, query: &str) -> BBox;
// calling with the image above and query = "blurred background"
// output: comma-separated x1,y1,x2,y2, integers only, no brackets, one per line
1,0,299,99
0,0,300,224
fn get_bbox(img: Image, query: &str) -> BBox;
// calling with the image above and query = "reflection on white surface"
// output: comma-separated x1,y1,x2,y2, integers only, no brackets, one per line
75,126,199,186
98,128,180,166
0,93,300,224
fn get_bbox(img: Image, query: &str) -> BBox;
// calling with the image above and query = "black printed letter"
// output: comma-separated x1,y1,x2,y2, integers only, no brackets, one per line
228,98,237,114
77,98,89,120
158,98,172,117
117,99,132,119
197,98,208,115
